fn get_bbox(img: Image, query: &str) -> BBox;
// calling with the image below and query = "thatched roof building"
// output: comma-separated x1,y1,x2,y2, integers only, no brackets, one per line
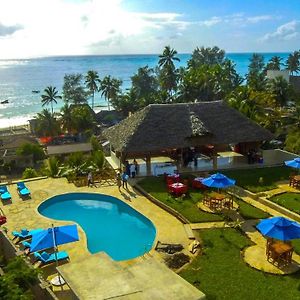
103,101,273,155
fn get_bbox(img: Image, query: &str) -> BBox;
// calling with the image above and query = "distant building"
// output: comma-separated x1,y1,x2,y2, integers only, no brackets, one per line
267,70,290,81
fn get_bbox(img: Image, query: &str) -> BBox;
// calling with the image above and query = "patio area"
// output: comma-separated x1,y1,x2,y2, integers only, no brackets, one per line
0,177,195,298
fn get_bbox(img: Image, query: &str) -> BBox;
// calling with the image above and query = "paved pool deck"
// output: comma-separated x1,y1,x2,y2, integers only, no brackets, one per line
1,177,195,299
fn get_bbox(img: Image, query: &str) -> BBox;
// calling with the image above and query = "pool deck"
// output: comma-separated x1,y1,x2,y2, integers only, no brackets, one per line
1,177,195,298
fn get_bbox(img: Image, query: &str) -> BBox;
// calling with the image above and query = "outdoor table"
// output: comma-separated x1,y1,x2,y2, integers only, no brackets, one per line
268,241,294,264
203,192,226,210
169,182,188,197
192,177,205,189
167,174,180,182
291,175,300,188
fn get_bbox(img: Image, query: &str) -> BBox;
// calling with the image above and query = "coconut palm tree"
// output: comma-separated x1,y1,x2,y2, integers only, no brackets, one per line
85,70,100,109
41,86,62,115
99,76,122,110
60,104,73,133
158,46,180,69
267,76,292,107
285,51,300,75
266,56,282,71
35,109,61,137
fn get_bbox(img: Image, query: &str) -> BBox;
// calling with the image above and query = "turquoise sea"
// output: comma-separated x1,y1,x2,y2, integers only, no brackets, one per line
0,52,290,128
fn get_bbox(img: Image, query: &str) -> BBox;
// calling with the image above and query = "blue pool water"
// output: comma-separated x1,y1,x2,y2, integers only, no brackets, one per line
38,193,156,261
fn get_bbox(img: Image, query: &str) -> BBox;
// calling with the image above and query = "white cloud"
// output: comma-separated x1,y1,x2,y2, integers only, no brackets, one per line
199,13,276,28
260,20,300,42
0,0,191,58
199,16,222,27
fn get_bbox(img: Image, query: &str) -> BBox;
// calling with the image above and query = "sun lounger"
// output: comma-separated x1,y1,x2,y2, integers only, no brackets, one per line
189,240,201,254
12,228,43,240
17,182,30,197
155,241,183,254
33,251,69,265
0,185,11,201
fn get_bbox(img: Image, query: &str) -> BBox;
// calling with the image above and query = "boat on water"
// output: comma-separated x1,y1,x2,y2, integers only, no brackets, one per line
32,90,40,93
0,100,9,104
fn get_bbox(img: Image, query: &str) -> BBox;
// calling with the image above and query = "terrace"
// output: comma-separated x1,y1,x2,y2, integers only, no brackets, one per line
1,163,300,299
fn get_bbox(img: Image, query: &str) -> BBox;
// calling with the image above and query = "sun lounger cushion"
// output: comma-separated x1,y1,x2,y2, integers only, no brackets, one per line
21,241,31,249
12,228,43,239
0,186,11,200
17,182,30,196
34,251,69,264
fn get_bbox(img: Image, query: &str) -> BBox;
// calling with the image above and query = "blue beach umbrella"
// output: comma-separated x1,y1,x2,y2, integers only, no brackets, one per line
285,157,300,170
30,224,79,252
201,173,236,189
257,217,300,241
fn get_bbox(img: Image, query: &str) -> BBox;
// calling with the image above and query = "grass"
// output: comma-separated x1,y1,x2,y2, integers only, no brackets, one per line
180,228,300,300
270,193,300,215
139,176,224,222
235,198,270,220
138,177,269,222
223,166,292,193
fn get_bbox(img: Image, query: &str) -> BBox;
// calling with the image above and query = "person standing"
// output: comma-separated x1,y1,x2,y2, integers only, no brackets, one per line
87,172,93,187
122,171,128,189
130,163,136,178
133,159,139,175
116,172,122,191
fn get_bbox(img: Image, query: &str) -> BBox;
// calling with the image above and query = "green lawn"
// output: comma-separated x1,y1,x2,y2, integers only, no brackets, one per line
270,193,300,215
138,176,224,222
180,229,300,300
235,198,270,219
138,177,269,222
223,166,292,193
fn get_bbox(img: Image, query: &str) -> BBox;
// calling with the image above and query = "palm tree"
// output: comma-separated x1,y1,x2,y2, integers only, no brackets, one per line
41,86,62,115
266,56,282,70
267,76,291,107
158,46,180,69
99,76,122,110
285,51,300,75
85,70,100,109
60,104,73,133
35,109,61,137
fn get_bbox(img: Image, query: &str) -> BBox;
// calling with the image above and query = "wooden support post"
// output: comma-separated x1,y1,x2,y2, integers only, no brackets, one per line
212,153,218,170
146,155,151,176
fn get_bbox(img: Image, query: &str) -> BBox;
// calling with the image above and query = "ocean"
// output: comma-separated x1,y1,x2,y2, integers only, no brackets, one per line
0,52,290,129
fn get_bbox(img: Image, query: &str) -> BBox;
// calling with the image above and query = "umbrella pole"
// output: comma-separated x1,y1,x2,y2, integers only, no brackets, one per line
52,224,62,286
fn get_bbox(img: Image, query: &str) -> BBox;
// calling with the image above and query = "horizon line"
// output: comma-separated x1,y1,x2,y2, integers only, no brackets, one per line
0,51,293,61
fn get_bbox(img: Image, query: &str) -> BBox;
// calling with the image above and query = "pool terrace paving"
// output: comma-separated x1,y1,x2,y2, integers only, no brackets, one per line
0,177,194,298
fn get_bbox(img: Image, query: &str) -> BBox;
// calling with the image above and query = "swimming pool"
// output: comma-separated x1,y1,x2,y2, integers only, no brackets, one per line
38,193,156,261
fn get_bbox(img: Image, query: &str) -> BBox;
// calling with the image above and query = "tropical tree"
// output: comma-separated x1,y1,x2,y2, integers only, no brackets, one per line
85,70,100,109
35,109,61,137
131,66,158,99
188,46,225,68
41,86,62,115
285,51,300,75
265,56,282,71
99,75,122,110
158,46,180,69
70,105,95,132
63,73,88,104
43,156,60,177
246,53,266,91
267,76,293,107
60,104,73,133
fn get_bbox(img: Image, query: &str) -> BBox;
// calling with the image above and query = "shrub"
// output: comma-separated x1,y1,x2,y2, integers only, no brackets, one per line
22,168,38,179
17,143,45,163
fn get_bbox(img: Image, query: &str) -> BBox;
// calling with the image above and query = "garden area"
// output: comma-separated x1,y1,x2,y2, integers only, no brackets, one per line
222,166,292,193
179,228,300,300
270,192,300,215
138,176,269,223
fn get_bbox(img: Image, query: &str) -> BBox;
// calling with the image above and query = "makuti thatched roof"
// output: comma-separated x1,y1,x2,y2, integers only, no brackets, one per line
103,101,273,153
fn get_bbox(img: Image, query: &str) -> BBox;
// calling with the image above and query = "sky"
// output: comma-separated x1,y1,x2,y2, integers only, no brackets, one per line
0,0,299,58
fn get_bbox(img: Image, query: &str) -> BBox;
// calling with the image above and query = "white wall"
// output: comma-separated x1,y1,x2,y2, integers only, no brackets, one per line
267,70,290,82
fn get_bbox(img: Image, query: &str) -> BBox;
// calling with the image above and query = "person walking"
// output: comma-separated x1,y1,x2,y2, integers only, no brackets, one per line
116,172,122,191
122,171,129,189
133,159,139,175
130,162,136,178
